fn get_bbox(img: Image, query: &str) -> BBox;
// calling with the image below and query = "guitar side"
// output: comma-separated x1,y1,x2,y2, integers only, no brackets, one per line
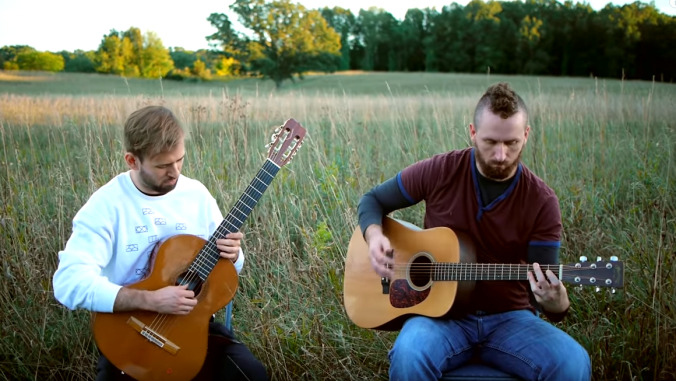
343,217,475,331
92,234,238,381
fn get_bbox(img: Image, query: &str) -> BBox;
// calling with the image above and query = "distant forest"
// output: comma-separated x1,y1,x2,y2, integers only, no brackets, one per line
1,0,674,85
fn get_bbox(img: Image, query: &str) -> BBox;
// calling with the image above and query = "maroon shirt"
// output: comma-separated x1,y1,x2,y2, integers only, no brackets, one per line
398,147,562,313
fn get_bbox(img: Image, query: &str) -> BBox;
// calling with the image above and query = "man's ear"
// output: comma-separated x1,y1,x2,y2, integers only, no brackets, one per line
524,125,531,143
124,152,139,170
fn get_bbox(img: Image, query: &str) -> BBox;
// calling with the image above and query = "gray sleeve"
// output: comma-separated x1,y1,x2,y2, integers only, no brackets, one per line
357,175,416,236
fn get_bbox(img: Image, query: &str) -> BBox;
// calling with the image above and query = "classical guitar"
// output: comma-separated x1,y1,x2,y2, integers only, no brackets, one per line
343,216,624,331
92,119,306,381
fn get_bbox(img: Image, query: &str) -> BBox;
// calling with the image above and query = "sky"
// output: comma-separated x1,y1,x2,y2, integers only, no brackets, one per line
0,0,674,53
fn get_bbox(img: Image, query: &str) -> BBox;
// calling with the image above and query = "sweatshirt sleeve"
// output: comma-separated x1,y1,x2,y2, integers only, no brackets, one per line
205,189,245,274
52,202,122,313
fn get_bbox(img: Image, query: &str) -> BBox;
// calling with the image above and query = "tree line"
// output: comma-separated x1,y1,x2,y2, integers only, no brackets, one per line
1,0,674,87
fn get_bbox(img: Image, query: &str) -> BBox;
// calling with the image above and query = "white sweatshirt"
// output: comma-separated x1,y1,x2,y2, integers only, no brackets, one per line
53,171,244,312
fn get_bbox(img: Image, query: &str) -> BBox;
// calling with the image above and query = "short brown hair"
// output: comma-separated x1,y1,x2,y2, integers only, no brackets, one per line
473,82,528,128
123,106,184,161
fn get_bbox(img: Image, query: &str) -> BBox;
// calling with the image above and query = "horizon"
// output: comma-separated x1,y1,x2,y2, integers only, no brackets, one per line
0,0,674,53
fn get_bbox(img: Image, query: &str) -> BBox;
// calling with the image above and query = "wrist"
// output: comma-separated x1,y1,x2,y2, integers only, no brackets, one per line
364,224,383,243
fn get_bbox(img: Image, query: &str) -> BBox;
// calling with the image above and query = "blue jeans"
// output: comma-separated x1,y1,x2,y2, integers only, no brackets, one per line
389,310,591,381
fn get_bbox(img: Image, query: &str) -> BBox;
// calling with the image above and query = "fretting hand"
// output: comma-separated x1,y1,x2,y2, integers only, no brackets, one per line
216,232,243,263
527,262,570,314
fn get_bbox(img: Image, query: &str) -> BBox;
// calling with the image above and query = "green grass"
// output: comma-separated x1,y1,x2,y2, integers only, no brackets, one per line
0,70,674,380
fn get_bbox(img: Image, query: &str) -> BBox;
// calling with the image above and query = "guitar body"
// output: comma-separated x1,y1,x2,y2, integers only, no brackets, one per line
343,217,476,331
92,234,238,381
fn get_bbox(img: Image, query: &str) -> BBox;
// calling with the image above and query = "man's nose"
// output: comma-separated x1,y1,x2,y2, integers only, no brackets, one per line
168,163,180,177
494,144,507,162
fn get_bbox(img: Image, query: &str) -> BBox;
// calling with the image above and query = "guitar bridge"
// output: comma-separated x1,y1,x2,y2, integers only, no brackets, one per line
127,316,180,355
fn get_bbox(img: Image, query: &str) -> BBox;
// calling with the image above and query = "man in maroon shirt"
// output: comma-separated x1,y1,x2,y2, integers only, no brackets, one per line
358,82,590,380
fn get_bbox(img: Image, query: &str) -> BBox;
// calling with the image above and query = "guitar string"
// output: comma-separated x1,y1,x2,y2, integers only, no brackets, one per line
146,160,274,336
146,160,279,336
389,263,615,283
148,161,276,335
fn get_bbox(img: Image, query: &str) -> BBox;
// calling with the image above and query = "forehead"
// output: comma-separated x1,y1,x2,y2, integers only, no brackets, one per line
475,109,527,139
144,140,185,165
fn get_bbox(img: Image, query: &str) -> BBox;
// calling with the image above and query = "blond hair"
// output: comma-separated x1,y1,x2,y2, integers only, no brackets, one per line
123,106,184,161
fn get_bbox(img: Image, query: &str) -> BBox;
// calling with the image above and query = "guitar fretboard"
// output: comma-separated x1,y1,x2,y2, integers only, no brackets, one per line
430,263,562,281
189,159,281,280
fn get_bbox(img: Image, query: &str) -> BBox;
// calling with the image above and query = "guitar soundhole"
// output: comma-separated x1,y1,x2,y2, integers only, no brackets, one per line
176,270,204,295
410,255,432,288
389,255,433,309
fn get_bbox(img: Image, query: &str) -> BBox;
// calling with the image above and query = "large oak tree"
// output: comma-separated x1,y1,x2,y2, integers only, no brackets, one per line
208,0,341,88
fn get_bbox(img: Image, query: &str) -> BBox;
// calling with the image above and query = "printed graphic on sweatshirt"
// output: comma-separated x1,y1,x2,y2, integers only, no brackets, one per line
135,225,148,233
135,250,152,278
142,208,154,215
176,223,187,231
135,265,150,277
126,244,139,252
154,218,167,225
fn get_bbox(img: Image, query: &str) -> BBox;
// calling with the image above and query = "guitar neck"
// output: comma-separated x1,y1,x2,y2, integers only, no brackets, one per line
214,159,280,237
190,159,281,279
431,263,561,282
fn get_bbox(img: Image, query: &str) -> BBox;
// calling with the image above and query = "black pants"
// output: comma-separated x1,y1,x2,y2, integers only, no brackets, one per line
96,322,267,381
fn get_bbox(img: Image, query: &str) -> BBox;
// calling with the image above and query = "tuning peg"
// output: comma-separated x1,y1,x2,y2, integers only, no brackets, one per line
579,256,587,262
595,286,600,292
610,256,618,262
611,288,617,294
596,256,602,262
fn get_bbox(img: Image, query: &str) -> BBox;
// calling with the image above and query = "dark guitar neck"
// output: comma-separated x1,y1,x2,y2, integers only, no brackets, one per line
187,159,280,280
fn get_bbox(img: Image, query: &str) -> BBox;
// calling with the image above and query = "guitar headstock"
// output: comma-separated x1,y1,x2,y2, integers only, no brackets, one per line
266,118,306,167
561,256,624,291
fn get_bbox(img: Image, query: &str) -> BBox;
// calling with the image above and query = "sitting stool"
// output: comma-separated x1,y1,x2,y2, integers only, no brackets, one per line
441,363,521,380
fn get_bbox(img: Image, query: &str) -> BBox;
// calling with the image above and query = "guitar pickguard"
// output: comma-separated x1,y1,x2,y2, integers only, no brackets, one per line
390,279,430,308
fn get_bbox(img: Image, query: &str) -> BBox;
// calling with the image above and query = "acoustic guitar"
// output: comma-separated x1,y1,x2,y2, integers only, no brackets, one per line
92,119,306,381
343,216,624,331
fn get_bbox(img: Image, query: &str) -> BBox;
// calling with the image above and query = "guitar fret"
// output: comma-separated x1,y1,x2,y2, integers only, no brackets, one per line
193,160,282,277
434,263,552,281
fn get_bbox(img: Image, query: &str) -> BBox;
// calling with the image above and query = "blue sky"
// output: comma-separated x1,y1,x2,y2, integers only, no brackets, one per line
0,0,673,52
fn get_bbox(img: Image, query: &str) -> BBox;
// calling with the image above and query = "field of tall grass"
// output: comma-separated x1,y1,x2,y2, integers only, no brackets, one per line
0,70,674,380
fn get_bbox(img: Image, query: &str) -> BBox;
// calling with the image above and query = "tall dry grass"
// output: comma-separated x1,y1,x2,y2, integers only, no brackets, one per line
0,72,674,380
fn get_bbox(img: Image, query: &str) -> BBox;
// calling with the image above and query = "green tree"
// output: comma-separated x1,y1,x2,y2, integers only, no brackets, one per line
190,59,211,80
140,31,174,78
465,0,504,72
0,45,35,70
428,3,471,72
211,0,341,88
518,15,546,74
16,50,65,71
61,50,96,73
94,28,173,78
354,8,400,71
95,31,126,75
319,6,356,71
169,48,197,70
123,27,144,76
401,8,429,71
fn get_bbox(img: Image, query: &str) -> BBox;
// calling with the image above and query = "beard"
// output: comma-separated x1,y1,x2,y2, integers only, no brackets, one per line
474,145,523,181
138,167,178,195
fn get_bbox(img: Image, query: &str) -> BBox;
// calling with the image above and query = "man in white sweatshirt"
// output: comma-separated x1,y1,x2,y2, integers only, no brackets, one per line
53,105,267,380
